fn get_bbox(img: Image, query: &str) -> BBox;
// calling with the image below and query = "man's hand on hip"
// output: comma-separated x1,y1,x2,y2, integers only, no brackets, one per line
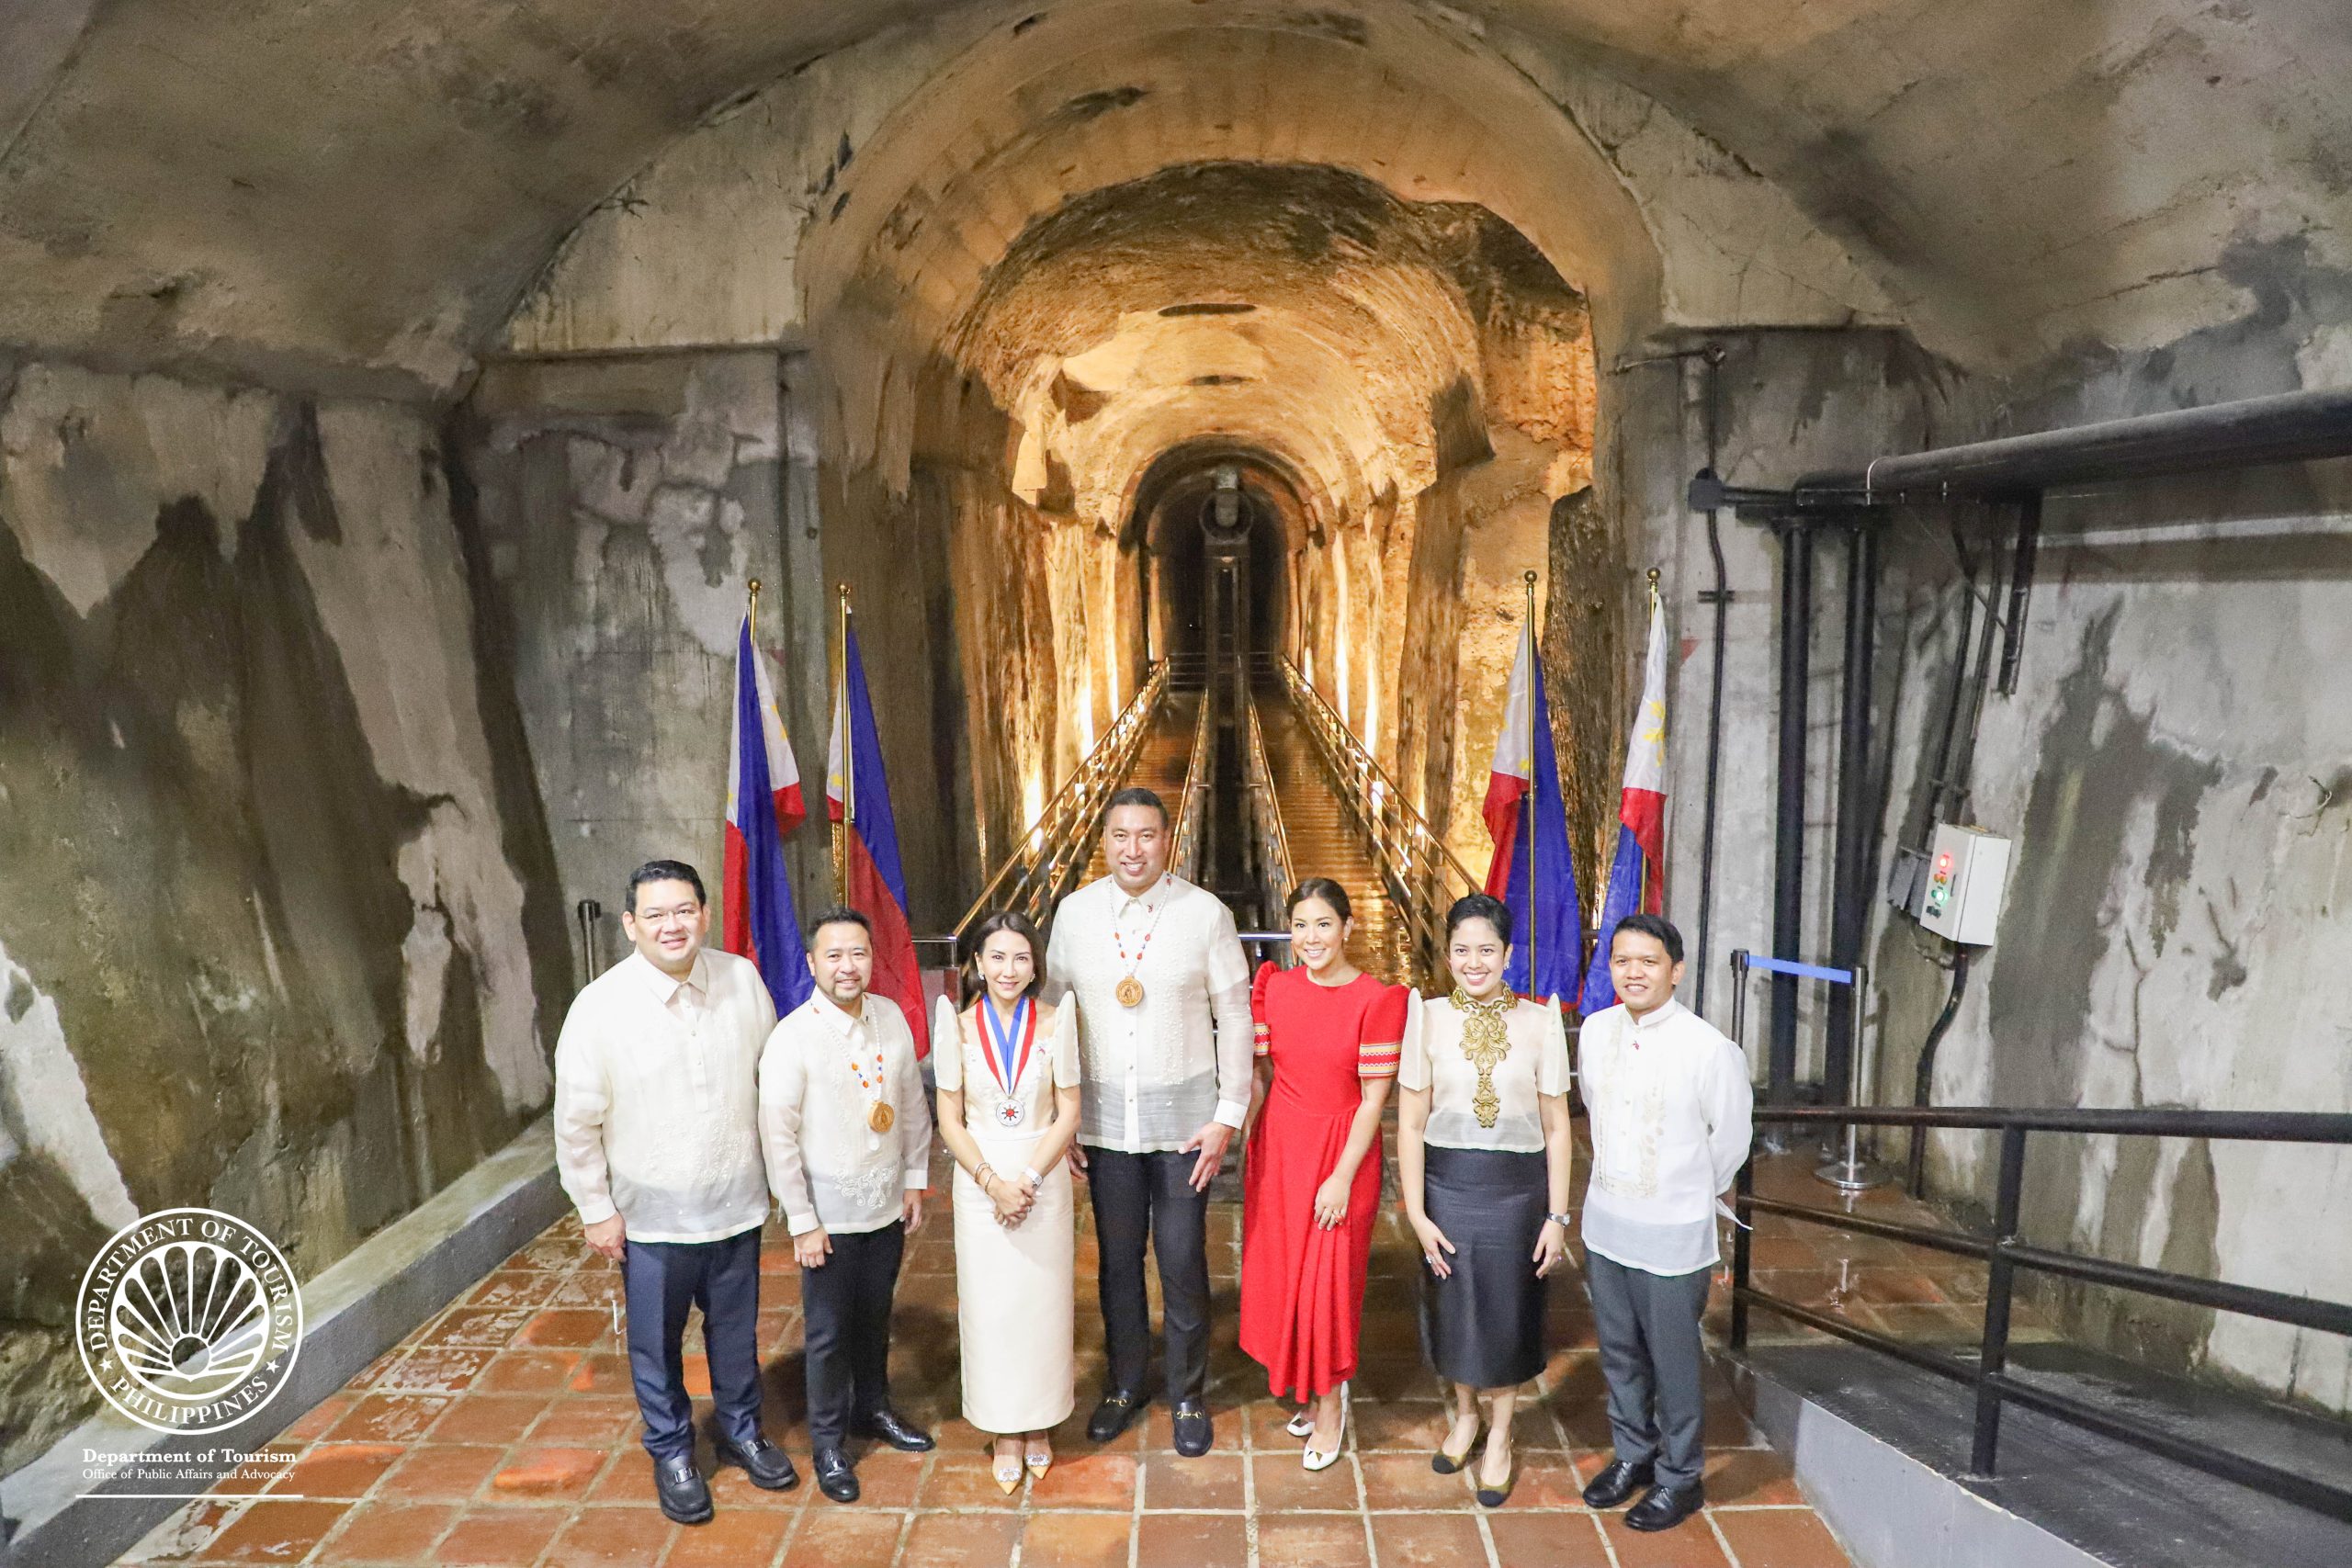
1180,1122,1235,1191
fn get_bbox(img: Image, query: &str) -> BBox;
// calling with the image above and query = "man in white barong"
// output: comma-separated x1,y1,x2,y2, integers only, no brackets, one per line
1577,913,1753,1533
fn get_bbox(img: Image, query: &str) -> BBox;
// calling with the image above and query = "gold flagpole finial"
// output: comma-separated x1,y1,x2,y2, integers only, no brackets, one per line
748,578,763,643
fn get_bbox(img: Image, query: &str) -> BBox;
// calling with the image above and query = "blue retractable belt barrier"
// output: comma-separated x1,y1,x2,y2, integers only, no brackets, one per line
1740,955,1855,986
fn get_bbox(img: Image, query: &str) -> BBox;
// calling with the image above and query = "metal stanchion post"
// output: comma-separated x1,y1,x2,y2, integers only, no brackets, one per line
1815,961,1890,1190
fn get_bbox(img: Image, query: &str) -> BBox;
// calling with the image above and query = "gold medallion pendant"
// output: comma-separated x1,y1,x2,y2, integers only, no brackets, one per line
1115,976,1146,1008
868,1101,896,1134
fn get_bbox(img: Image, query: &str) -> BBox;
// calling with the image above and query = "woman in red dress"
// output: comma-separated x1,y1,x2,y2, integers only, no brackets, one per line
1240,877,1408,1470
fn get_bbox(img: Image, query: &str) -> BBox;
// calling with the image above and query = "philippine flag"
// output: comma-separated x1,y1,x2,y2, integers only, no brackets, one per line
827,624,931,1058
1481,615,1584,1008
723,616,813,1014
1578,594,1670,1015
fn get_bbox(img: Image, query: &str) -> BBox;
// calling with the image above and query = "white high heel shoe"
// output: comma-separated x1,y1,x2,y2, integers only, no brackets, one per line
1286,1409,1314,1439
1301,1385,1351,1472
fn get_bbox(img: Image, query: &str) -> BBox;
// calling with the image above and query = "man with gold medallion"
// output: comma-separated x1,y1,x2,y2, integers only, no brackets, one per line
1044,787,1252,1458
759,906,935,1503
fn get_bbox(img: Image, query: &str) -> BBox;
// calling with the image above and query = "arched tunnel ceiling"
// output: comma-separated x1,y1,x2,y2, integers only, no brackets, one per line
2,0,2349,390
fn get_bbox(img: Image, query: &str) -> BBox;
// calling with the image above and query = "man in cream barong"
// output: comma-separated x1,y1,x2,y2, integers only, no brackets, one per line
1045,786,1252,1458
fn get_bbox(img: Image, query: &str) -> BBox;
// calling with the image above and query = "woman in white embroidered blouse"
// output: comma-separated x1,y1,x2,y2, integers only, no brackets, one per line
1396,893,1575,1508
932,912,1083,1494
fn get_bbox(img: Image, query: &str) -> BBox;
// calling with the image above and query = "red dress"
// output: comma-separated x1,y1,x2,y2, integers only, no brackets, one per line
1239,963,1409,1399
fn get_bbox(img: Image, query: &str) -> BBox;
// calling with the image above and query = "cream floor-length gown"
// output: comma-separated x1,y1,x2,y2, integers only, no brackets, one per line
933,995,1080,1434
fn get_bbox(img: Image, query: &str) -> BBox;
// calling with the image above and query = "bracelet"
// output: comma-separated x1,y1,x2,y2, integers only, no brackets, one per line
1545,1212,1574,1229
1023,1167,1044,1187
973,1163,997,1190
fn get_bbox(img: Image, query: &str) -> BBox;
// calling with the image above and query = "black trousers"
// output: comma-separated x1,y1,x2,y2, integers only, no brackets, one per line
1085,1145,1211,1404
621,1224,763,1461
798,1221,906,1450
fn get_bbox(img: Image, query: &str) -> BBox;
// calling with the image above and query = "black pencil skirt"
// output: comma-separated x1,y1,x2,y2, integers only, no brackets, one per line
1418,1145,1549,1389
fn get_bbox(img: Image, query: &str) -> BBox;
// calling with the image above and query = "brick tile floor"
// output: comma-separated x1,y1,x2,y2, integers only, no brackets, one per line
107,1144,1977,1567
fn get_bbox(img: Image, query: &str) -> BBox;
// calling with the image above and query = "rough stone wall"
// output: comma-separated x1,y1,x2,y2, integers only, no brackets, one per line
0,360,569,1475
458,351,822,964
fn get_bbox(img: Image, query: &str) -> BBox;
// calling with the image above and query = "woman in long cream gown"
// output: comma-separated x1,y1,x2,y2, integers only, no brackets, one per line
932,911,1083,1493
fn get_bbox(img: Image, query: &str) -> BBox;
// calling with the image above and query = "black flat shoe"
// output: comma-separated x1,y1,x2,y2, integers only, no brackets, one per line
812,1447,860,1504
714,1434,799,1491
1625,1480,1705,1532
1087,1388,1145,1443
1580,1457,1654,1509
1170,1399,1214,1457
652,1454,713,1525
851,1408,934,1452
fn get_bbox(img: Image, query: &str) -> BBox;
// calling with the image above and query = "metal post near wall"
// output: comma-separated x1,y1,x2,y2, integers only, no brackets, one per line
1815,962,1891,1190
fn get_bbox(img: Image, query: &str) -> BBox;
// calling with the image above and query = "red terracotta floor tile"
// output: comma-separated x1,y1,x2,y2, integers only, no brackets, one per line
662,1506,795,1568
434,1506,569,1567
266,1442,405,1500
1706,1447,1805,1506
845,1449,925,1508
280,1395,354,1444
915,1451,1024,1509
378,1346,495,1396
376,1443,507,1503
540,1506,677,1568
563,1351,634,1396
1027,1450,1138,1507
314,1500,457,1563
1017,1512,1133,1568
1255,1514,1372,1568
487,1445,606,1500
781,1509,905,1568
322,1395,453,1445
899,1511,1022,1568
1250,1452,1360,1511
1600,1511,1732,1567
475,1350,583,1393
1712,1507,1852,1567
526,1395,637,1446
1366,1513,1487,1568
1487,1514,1612,1567
193,1500,351,1562
1140,1450,1243,1509
519,1308,614,1349
1358,1451,1472,1509
1136,1513,1246,1568
429,1393,553,1445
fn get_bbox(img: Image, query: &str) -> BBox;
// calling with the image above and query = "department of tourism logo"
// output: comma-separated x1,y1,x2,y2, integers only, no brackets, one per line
76,1209,303,1435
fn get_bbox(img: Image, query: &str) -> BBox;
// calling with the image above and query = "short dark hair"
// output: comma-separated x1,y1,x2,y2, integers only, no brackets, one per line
965,910,1046,999
1105,786,1169,827
626,859,706,913
1286,877,1352,922
1445,892,1512,946
805,905,872,945
1611,913,1685,965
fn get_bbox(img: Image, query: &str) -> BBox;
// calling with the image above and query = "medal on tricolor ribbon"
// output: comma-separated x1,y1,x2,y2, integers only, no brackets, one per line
979,993,1037,1130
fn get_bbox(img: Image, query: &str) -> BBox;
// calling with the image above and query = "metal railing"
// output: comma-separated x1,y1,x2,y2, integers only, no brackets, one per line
1273,654,1482,988
951,660,1170,942
1730,1103,2352,1517
1170,683,1215,884
1242,687,1295,957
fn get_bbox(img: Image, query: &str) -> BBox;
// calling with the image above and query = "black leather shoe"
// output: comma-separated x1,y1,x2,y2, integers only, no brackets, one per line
652,1454,714,1524
1087,1388,1145,1443
1170,1399,1214,1458
714,1434,799,1491
1625,1480,1705,1531
850,1408,934,1452
1580,1457,1655,1509
812,1447,859,1504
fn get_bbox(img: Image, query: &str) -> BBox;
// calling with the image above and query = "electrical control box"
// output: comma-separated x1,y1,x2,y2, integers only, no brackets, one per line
1917,823,2011,945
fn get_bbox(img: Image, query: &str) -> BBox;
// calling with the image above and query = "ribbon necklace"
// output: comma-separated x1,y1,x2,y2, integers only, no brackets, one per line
978,995,1036,1099
1112,876,1171,1007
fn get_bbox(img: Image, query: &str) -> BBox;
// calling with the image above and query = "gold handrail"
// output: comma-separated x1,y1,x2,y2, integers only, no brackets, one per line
1169,682,1216,882
953,660,1170,942
1274,655,1483,987
1242,687,1295,932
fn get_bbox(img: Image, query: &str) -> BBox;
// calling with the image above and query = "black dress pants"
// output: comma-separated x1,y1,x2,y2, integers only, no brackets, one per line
798,1221,906,1450
621,1224,763,1461
1084,1145,1211,1404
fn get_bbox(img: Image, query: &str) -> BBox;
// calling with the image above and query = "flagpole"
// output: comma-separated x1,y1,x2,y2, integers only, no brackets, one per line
749,578,763,646
1642,567,1659,914
1522,569,1539,1001
836,582,854,899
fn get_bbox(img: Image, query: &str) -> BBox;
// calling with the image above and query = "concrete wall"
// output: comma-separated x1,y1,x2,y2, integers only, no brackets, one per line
458,350,826,967
0,359,570,1475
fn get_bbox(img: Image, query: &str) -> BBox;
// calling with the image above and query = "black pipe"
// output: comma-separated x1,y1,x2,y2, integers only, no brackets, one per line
1769,521,1812,1104
1914,533,1977,841
1907,949,1971,1194
1944,514,2007,824
1794,384,2352,498
1824,519,1878,1101
1691,346,1730,1014
1996,493,2041,695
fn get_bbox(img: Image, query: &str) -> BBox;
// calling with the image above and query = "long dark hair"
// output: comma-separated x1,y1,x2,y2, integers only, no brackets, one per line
1285,877,1353,922
964,910,1046,1000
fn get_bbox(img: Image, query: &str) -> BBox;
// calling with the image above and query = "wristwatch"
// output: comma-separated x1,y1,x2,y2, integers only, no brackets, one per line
1545,1212,1574,1229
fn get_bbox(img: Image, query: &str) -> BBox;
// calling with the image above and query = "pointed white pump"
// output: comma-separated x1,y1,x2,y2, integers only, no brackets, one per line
1300,1385,1351,1472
